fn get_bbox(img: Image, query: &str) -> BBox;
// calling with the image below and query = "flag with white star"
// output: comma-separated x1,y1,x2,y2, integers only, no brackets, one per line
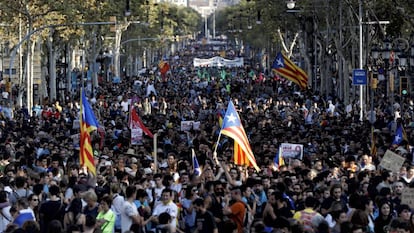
271,52,308,90
221,101,260,171
392,124,407,145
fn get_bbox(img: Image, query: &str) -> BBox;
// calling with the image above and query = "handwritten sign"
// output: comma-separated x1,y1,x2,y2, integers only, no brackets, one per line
379,150,405,173
401,188,414,208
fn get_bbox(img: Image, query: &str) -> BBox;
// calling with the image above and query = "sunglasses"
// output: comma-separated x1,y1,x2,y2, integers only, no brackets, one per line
32,199,39,201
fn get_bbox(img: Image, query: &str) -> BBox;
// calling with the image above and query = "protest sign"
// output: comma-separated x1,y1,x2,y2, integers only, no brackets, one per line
280,143,303,160
180,121,200,131
131,128,143,145
379,150,405,173
401,188,414,208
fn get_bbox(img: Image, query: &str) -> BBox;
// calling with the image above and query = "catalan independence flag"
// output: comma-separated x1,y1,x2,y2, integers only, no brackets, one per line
192,148,201,177
221,101,260,171
273,147,285,169
234,142,251,167
392,123,407,146
80,90,99,175
272,52,308,90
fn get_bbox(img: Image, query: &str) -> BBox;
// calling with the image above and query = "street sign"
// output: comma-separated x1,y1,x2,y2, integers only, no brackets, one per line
353,69,367,85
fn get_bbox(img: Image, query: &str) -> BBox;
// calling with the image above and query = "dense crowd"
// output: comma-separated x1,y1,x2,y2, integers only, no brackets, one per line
0,43,413,233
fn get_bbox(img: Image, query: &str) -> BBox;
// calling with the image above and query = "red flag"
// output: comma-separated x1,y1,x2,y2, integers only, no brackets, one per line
159,60,170,82
130,107,154,138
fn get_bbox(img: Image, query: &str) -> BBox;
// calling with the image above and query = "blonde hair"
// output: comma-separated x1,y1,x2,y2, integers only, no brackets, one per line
82,190,98,202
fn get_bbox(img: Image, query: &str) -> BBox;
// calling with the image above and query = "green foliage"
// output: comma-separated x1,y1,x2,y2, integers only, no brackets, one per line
0,0,202,53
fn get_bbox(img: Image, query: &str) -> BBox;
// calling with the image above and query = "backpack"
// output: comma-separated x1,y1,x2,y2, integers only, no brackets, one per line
242,203,254,233
111,194,122,231
12,189,29,201
298,210,318,233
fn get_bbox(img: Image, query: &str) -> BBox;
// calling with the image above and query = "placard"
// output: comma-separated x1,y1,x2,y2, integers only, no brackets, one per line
180,121,200,131
131,128,143,145
379,150,405,173
401,188,414,208
280,143,303,160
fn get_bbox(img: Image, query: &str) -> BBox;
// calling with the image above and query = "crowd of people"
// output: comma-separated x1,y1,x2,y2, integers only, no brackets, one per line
0,42,413,233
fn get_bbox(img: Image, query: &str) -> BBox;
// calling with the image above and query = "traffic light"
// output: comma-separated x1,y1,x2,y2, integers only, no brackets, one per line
370,72,378,89
110,16,117,32
400,76,409,95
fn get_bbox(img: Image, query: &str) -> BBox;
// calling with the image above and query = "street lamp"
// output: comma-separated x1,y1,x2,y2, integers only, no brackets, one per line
286,0,296,10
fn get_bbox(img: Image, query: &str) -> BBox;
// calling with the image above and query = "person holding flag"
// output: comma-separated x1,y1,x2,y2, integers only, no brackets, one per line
214,100,260,172
192,148,201,177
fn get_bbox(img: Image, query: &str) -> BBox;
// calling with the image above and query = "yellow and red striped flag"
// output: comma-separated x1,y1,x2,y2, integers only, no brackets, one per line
220,101,260,171
80,90,99,175
234,142,252,167
272,52,308,90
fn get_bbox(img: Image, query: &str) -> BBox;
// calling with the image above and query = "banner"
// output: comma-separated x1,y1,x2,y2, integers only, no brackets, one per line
280,143,303,160
193,56,244,67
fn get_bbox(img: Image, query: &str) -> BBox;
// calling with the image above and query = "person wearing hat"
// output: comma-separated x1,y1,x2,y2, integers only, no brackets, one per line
126,148,136,156
125,157,139,177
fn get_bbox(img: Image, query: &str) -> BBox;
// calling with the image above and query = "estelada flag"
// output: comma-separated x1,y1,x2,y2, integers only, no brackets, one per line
220,101,260,171
272,52,308,90
80,90,99,175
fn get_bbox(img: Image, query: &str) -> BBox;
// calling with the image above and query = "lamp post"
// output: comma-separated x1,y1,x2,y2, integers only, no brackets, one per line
286,0,296,10
358,0,364,122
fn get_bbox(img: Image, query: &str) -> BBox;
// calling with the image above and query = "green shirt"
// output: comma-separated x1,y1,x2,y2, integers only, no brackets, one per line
97,209,116,233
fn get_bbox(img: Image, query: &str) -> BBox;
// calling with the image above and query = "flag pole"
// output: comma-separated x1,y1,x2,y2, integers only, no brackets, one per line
212,131,223,165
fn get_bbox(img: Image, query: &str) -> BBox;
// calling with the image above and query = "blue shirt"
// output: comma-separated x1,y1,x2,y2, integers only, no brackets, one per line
13,209,35,227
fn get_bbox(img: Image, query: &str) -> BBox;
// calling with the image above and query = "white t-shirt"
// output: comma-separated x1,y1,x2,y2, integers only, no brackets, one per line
121,200,139,233
0,206,12,232
152,201,178,228
153,187,165,208
120,100,130,112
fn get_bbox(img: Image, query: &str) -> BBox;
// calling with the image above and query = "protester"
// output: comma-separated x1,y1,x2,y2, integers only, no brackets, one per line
0,41,414,233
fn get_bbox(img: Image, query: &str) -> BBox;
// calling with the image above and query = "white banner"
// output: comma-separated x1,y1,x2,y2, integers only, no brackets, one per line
193,56,244,67
280,143,303,160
